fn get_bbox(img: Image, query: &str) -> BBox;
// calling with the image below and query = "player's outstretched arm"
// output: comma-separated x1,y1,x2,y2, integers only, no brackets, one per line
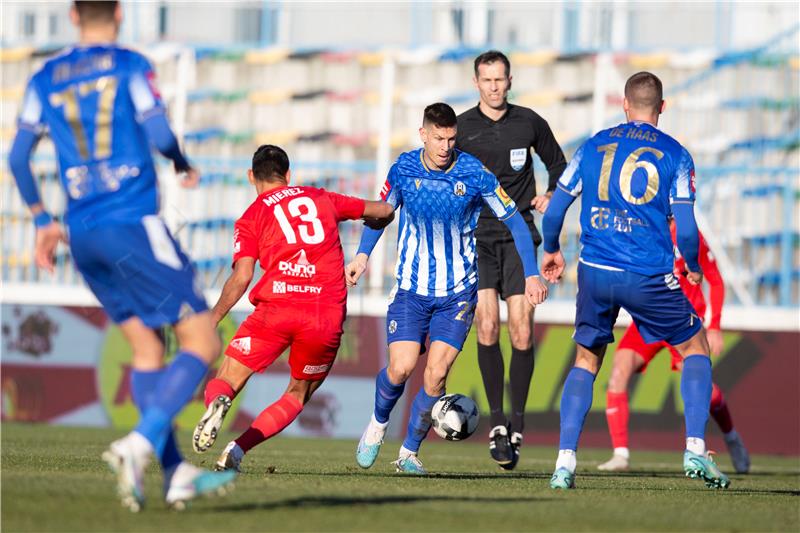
672,203,702,285
540,187,575,284
501,210,548,305
211,257,256,325
9,126,66,273
140,113,199,188
361,200,395,230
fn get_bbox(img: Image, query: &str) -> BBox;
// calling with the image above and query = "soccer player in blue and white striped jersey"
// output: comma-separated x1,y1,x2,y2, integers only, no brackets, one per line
347,103,548,473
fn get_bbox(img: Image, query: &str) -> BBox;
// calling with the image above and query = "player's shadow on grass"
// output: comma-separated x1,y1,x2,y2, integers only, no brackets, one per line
290,470,552,480
211,494,552,513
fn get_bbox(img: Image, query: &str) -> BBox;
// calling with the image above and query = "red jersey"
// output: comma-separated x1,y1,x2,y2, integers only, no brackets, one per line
670,225,725,330
232,185,365,307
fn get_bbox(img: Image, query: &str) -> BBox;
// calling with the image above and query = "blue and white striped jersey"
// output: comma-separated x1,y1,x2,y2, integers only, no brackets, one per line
557,121,696,275
381,148,517,296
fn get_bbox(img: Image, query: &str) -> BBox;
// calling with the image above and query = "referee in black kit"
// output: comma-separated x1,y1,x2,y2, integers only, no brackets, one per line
456,50,567,470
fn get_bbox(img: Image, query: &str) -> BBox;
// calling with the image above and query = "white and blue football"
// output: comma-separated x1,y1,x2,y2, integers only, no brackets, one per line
431,394,479,441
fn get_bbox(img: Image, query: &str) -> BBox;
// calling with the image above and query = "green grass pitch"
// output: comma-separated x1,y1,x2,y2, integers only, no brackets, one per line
2,423,798,532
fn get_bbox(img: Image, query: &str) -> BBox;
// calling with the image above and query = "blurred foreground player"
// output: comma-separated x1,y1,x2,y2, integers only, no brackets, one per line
8,1,234,511
192,145,393,471
347,103,548,474
541,72,730,489
599,222,749,473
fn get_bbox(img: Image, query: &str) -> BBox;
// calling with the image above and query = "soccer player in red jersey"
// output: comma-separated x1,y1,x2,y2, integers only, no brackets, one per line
191,145,393,471
599,221,750,473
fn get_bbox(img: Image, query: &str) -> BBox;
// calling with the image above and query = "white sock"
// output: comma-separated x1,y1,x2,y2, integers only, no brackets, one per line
128,431,154,455
723,429,739,441
556,449,577,473
613,447,630,460
399,446,416,458
371,413,389,429
686,437,706,455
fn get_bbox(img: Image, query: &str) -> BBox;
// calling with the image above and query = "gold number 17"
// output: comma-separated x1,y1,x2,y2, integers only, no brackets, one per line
49,75,118,161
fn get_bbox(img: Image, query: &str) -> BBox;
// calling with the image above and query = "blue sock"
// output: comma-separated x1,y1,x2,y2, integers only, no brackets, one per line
130,368,183,470
374,367,405,424
135,351,208,457
559,367,596,451
402,388,443,453
681,354,712,440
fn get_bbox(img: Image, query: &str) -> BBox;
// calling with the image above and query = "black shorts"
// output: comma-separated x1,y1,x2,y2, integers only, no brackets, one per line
476,236,539,300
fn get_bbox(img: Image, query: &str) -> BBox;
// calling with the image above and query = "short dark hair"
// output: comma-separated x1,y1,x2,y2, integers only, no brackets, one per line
74,1,118,24
422,103,457,129
474,50,511,77
624,71,663,113
252,144,290,182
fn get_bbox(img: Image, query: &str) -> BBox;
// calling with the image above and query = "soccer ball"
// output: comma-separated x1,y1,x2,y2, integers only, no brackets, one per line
431,394,479,441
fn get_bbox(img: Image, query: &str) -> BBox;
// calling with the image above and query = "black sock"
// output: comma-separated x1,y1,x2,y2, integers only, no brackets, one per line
509,345,535,433
477,342,506,428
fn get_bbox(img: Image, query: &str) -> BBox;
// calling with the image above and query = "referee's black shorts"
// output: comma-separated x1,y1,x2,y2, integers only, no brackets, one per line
476,229,540,301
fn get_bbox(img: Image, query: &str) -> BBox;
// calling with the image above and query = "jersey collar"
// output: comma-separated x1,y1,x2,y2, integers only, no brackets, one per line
419,149,459,174
475,102,513,125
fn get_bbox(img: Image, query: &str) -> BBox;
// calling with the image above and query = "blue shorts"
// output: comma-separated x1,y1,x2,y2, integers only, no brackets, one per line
386,286,477,351
70,215,207,328
574,262,702,349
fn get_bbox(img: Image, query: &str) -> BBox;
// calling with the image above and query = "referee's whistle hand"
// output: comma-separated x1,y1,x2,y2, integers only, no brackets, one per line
525,276,548,306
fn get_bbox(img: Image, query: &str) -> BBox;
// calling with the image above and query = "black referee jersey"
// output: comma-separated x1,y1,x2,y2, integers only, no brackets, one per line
456,103,567,243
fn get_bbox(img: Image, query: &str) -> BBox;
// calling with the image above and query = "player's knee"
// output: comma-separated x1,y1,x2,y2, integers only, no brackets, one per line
508,323,533,350
475,316,500,345
387,362,412,384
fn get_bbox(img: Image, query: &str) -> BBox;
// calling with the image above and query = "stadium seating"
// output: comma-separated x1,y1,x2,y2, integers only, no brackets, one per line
1,27,797,306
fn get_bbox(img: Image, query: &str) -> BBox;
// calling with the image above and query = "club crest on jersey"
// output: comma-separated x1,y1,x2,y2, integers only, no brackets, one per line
495,185,513,207
510,148,526,171
388,320,398,334
453,181,466,196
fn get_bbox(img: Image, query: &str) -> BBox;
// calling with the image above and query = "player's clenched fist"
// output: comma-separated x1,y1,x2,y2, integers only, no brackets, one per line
345,253,369,287
525,275,548,306
541,250,566,284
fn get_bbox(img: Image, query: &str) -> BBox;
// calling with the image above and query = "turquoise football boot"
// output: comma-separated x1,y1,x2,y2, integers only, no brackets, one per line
393,453,427,474
684,451,731,489
550,467,576,489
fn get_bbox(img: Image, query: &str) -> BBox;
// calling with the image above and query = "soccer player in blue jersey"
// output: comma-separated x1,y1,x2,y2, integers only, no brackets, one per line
8,1,234,511
346,103,548,474
541,72,729,490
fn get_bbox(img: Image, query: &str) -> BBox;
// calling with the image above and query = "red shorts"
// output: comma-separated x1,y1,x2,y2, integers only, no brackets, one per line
225,302,346,380
617,323,682,373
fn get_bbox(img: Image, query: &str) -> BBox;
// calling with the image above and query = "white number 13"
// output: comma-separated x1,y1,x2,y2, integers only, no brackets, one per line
274,197,325,244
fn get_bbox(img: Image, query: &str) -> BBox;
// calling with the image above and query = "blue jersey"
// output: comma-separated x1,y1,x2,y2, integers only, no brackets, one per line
381,148,517,296
17,44,166,228
558,121,696,275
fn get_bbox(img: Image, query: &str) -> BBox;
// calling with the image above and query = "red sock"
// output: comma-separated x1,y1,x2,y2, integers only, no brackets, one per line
235,394,304,452
204,378,235,407
709,382,734,434
606,391,629,449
